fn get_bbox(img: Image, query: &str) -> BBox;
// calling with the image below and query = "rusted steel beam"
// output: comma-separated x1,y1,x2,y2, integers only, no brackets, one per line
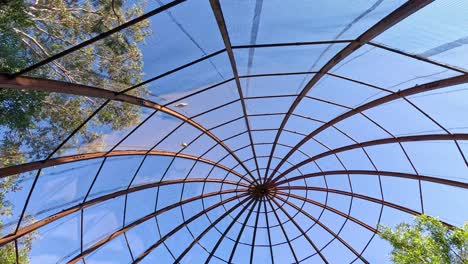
204,198,258,263
264,0,436,183
278,186,455,228
279,186,419,216
0,74,257,182
210,0,262,183
227,198,258,263
177,199,257,263
275,191,378,233
269,74,468,181
0,182,248,247
0,150,248,182
269,197,328,263
276,170,468,189
68,192,250,263
265,197,299,263
273,195,369,264
263,198,275,264
271,133,468,184
249,200,262,264
133,194,251,263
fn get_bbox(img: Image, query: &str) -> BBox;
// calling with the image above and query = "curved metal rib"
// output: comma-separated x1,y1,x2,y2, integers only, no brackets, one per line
276,170,468,189
84,191,244,262
0,150,250,184
227,198,258,263
271,133,468,184
263,198,275,264
279,186,456,229
269,74,468,181
0,74,257,182
210,0,262,183
265,198,299,263
278,186,420,218
269,196,329,263
204,198,258,263
273,194,369,264
0,181,248,247
133,194,251,263
249,200,263,263
275,191,378,233
263,0,435,183
69,192,250,263
176,199,257,263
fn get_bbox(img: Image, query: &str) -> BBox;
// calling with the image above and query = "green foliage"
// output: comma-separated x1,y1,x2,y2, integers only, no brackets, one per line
379,215,468,264
0,0,151,261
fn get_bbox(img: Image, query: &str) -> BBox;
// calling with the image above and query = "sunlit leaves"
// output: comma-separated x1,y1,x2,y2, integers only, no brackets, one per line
379,215,468,264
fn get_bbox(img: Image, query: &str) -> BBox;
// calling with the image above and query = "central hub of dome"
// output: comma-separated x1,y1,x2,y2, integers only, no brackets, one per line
249,183,272,200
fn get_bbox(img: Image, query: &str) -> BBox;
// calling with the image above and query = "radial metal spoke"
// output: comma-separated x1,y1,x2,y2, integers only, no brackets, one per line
204,198,258,263
263,0,435,183
277,186,456,227
133,194,251,263
269,196,329,263
176,198,256,263
68,192,249,264
249,200,262,263
210,0,263,184
227,198,258,263
269,74,468,181
263,197,275,264
273,194,369,264
0,75,258,183
275,191,377,233
0,150,248,182
265,197,299,263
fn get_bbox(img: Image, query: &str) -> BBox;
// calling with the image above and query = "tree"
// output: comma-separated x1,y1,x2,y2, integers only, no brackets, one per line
1,0,151,167
379,215,468,264
0,0,152,261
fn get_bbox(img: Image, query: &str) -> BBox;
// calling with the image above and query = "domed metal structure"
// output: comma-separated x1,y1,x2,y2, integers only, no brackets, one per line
0,0,467,263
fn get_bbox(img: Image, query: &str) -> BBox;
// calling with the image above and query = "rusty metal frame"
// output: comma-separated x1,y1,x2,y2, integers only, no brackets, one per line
276,170,468,189
0,150,248,182
269,74,468,182
275,191,378,233
132,194,251,263
4,0,468,262
265,197,299,263
0,74,257,183
69,192,250,263
273,194,369,264
204,197,258,263
264,0,435,183
0,183,248,248
269,196,328,263
226,198,258,263
279,187,419,220
272,133,468,184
